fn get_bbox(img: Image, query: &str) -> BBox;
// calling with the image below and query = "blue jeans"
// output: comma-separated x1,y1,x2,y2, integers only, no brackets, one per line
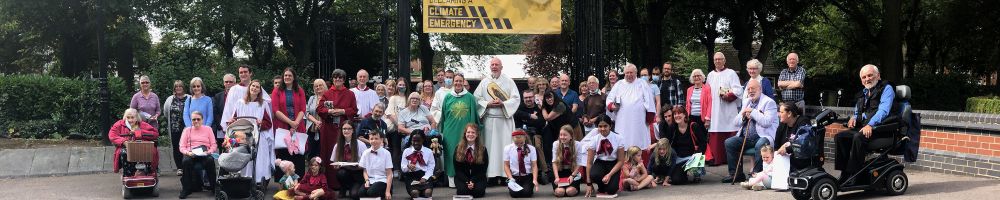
725,134,769,176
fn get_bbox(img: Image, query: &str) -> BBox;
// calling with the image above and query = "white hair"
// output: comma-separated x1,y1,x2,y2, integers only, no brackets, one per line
862,64,880,75
746,59,763,69
587,76,600,85
223,73,236,81
139,75,150,83
689,69,705,83
623,63,638,72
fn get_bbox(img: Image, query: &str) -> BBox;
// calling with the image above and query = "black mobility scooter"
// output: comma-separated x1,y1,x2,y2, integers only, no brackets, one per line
789,85,917,200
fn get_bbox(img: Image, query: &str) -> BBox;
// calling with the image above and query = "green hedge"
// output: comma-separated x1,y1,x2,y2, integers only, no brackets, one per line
0,74,129,139
967,96,1000,114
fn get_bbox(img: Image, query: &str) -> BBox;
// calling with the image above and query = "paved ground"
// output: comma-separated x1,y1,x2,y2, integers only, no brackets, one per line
1,164,997,200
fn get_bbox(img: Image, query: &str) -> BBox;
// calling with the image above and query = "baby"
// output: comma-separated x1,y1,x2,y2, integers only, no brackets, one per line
272,159,299,200
224,131,248,149
741,145,774,191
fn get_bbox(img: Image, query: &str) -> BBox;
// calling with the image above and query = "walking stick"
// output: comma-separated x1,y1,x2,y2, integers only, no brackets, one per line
730,117,752,185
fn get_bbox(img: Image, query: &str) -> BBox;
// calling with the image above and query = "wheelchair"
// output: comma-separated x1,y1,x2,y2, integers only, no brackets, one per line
788,85,915,200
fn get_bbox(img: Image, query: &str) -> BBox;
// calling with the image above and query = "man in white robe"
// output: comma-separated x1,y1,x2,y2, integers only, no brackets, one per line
605,63,656,149
705,52,744,166
473,57,521,179
430,70,455,122
351,69,380,118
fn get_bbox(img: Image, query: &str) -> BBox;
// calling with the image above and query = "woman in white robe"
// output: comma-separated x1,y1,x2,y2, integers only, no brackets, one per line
223,80,275,183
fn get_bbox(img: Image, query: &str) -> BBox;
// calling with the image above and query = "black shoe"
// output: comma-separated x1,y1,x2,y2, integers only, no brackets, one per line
178,190,191,199
721,175,747,183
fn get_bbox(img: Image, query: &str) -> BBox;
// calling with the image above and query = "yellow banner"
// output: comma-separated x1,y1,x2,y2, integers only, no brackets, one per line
423,0,561,34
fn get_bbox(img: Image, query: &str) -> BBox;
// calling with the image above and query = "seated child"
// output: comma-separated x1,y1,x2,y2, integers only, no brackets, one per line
294,157,333,200
273,159,300,200
504,129,538,198
622,146,654,191
741,145,775,191
646,138,672,187
223,130,248,150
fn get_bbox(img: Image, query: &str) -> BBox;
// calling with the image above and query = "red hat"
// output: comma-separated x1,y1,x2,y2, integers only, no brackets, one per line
512,129,527,137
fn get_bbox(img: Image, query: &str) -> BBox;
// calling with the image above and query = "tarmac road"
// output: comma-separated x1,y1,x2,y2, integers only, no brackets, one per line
1,164,998,200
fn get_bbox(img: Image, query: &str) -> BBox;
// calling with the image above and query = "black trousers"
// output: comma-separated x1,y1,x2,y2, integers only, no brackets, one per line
171,127,184,169
306,129,322,159
455,176,486,198
509,175,535,198
362,182,389,199
337,168,364,198
649,162,671,180
388,131,403,171
589,160,620,194
835,130,890,179
273,149,305,179
402,171,432,197
180,155,216,192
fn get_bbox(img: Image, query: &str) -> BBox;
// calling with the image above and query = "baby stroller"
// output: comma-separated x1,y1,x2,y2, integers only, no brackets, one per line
215,117,265,200
119,133,160,199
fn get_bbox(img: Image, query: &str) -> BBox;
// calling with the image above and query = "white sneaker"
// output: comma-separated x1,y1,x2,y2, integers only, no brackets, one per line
448,177,455,188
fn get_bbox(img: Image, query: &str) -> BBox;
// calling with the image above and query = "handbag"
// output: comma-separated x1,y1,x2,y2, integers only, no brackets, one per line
274,128,308,154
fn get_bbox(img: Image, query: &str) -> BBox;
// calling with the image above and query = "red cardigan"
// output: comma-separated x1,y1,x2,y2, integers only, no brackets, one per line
108,120,159,172
686,84,713,122
271,86,308,133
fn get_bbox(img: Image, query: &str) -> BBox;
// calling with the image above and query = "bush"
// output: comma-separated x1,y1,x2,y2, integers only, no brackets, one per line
905,73,982,111
0,74,129,139
967,96,1000,114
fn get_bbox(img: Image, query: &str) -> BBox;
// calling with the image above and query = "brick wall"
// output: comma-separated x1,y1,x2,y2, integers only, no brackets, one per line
822,123,1000,179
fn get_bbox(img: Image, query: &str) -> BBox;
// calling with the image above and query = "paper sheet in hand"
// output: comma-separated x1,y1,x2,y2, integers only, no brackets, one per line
452,195,474,200
411,181,421,185
274,128,308,153
771,153,791,190
191,148,207,156
507,180,524,192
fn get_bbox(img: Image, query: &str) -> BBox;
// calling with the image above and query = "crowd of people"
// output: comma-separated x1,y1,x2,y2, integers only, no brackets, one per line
107,50,902,199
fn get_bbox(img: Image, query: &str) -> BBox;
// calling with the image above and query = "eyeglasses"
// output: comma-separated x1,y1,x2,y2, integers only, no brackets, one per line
140,82,150,84
332,76,344,79
224,81,235,84
192,118,202,121
341,128,353,130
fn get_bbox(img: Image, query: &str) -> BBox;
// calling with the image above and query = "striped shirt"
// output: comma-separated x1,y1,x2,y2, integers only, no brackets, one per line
690,87,702,116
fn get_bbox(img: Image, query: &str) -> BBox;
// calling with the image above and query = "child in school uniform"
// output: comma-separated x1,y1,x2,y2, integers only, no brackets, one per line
360,132,393,200
453,124,489,198
330,123,368,198
504,129,539,198
401,130,435,198
586,115,626,198
552,125,585,197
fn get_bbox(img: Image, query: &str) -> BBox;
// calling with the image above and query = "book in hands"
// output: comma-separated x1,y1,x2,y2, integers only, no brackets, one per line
557,177,571,187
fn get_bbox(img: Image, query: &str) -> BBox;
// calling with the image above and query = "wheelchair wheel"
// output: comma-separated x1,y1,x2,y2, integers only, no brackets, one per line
121,186,132,199
150,186,159,197
883,170,908,196
791,188,810,200
215,191,228,200
251,189,264,200
811,178,838,200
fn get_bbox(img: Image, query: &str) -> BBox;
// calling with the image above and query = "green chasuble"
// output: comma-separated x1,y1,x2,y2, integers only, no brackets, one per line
439,91,479,177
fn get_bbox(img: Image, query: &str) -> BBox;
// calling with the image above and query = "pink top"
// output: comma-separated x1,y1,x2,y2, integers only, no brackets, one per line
179,126,218,154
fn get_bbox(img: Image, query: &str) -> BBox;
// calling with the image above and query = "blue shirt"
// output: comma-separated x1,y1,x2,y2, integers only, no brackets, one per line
555,89,581,115
853,85,895,126
183,95,215,127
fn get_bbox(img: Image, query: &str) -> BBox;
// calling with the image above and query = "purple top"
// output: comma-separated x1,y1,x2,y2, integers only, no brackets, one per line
130,91,161,120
